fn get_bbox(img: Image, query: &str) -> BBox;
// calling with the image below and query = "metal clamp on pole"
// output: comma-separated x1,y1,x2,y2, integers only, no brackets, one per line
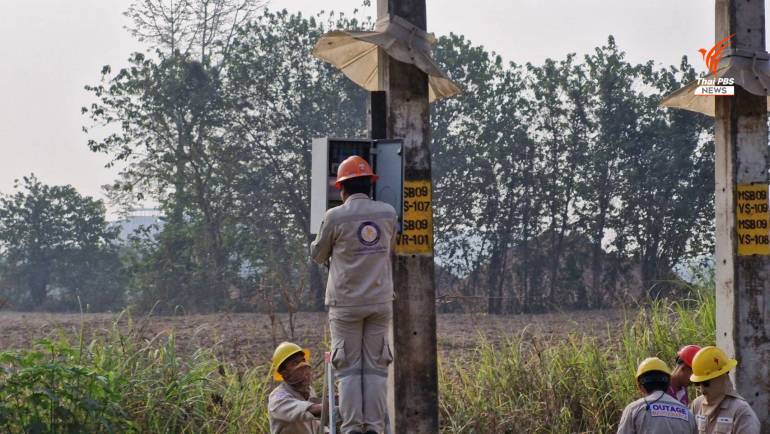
722,48,770,61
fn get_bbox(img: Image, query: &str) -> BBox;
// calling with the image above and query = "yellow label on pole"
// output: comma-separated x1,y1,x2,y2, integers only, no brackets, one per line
737,183,770,255
396,180,433,255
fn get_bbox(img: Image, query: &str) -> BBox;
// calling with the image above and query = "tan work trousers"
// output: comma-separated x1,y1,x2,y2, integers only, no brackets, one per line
329,302,392,434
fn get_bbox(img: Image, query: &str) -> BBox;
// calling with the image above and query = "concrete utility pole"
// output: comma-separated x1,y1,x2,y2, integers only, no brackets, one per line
375,1,439,433
714,0,770,426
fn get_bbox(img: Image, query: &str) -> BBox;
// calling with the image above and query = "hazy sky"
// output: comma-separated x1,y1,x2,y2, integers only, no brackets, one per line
0,0,745,212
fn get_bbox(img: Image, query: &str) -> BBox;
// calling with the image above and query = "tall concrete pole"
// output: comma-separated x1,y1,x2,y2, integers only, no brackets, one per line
714,0,770,426
376,1,439,433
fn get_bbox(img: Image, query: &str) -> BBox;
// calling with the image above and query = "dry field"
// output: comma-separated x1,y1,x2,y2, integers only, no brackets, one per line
0,309,625,367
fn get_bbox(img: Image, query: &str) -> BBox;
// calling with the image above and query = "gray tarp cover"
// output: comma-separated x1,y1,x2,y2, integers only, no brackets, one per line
661,50,770,116
312,15,461,102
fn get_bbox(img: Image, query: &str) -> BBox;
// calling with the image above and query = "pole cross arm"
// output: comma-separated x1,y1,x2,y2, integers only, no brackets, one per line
660,51,770,116
311,14,461,102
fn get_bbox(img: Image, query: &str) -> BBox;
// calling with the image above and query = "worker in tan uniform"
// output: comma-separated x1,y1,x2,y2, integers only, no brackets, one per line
268,342,322,434
617,357,697,434
311,155,397,434
689,346,760,434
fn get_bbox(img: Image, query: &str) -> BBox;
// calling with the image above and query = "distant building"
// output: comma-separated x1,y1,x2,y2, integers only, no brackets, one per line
112,208,164,242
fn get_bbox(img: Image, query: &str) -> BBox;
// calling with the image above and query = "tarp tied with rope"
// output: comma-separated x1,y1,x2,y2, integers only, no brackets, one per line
312,15,461,103
661,48,770,117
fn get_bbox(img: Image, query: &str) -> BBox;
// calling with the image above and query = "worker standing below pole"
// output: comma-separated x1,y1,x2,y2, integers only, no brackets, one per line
689,346,760,434
616,357,697,434
311,156,398,434
311,2,459,431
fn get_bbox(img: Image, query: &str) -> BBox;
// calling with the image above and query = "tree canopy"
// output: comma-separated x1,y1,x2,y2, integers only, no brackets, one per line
0,3,714,313
0,175,124,310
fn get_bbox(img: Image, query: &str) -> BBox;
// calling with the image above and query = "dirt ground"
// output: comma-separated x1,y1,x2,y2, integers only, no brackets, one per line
0,309,625,367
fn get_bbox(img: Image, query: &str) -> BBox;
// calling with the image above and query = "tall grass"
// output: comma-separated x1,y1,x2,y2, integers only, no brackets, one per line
0,288,715,433
0,314,273,433
439,288,716,433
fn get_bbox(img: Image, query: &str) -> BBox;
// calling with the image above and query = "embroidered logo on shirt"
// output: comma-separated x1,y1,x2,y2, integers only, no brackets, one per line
717,417,733,424
358,222,381,246
649,403,689,421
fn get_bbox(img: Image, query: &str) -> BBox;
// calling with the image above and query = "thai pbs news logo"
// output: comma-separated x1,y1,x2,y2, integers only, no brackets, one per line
695,34,735,96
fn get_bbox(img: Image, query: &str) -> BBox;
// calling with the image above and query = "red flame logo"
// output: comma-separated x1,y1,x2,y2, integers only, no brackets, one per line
699,34,735,76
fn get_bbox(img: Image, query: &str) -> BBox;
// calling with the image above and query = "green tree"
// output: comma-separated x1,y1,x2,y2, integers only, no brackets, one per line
225,9,369,309
612,57,713,295
432,34,541,313
526,55,593,309
84,5,370,311
431,34,501,308
83,0,265,310
575,36,640,308
0,175,124,310
431,35,715,312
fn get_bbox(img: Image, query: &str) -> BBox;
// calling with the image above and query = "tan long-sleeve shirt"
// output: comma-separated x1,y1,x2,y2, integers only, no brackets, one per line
268,383,321,434
690,392,761,434
310,193,397,307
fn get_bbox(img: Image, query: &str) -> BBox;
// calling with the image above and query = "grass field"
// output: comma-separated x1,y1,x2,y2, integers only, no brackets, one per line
0,308,625,367
0,290,713,433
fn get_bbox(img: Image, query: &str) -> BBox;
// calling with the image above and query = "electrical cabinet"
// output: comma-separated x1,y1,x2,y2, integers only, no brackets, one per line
310,138,403,234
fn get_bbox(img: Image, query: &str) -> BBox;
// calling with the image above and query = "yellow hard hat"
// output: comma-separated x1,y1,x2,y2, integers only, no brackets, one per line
636,357,671,379
689,346,737,383
270,342,311,382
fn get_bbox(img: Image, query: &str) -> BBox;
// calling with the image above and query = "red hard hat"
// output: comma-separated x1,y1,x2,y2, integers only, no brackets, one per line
677,345,702,367
335,156,378,189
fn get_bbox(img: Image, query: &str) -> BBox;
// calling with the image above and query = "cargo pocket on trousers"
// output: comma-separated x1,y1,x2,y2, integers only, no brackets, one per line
377,336,393,368
331,340,347,370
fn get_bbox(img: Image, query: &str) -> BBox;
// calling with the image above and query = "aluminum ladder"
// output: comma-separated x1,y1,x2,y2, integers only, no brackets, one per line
321,351,392,434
